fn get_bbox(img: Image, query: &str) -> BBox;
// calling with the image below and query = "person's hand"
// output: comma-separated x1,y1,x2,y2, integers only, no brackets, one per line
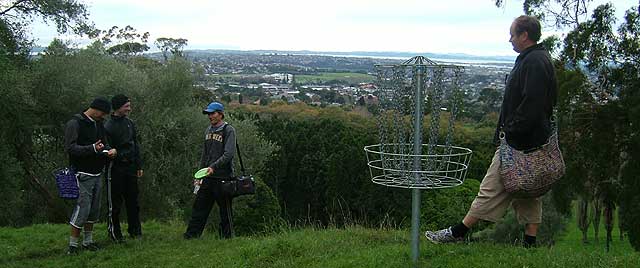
94,139,105,151
137,170,144,178
193,179,203,186
206,167,214,176
107,148,117,158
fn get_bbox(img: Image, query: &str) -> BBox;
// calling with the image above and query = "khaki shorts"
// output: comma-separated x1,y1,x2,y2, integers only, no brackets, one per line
466,150,542,224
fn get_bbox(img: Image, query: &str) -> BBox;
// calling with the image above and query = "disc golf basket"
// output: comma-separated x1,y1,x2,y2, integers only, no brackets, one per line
363,56,472,265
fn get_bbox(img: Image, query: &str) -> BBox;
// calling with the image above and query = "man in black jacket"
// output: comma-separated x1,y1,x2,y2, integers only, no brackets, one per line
184,101,237,239
105,94,144,242
425,15,557,248
64,97,117,254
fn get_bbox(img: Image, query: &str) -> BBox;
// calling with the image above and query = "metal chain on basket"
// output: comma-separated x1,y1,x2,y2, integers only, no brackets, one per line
375,66,390,174
424,67,445,174
439,67,464,172
391,67,405,180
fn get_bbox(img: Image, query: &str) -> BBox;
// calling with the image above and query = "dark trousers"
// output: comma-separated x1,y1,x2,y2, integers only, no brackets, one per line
107,167,142,240
184,178,234,239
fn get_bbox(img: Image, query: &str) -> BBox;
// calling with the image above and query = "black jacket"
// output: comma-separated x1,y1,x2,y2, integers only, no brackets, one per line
105,115,143,174
64,113,111,174
495,44,558,150
200,123,236,179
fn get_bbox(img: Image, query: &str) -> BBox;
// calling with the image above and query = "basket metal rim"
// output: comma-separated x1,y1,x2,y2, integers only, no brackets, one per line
371,174,464,189
364,143,472,158
366,159,469,174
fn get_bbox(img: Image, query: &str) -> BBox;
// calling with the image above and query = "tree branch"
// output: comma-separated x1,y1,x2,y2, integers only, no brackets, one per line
0,0,29,16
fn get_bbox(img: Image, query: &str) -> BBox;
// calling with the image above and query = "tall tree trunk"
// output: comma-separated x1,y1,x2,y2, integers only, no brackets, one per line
618,204,625,241
604,202,615,252
578,198,590,244
592,199,602,243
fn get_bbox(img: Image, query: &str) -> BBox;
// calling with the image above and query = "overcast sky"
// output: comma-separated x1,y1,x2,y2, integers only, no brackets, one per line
30,0,636,56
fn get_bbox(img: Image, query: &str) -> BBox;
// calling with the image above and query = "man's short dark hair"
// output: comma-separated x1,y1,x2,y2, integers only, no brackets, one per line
513,15,542,42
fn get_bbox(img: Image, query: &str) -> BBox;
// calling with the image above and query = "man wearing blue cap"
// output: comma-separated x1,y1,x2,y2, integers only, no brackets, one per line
184,101,237,239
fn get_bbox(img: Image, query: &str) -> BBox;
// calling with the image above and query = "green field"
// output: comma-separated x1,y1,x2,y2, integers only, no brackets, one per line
295,72,374,84
1,216,637,268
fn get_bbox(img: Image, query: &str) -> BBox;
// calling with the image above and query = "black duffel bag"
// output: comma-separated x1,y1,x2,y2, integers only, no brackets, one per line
221,175,256,197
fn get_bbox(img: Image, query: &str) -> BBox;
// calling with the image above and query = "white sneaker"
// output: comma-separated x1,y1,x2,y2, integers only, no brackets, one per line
425,227,462,244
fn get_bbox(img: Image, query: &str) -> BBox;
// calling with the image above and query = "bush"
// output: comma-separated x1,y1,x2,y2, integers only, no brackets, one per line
0,54,41,226
477,192,570,246
201,176,282,236
420,179,482,231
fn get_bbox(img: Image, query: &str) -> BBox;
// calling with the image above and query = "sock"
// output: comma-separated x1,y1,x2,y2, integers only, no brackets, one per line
451,222,470,238
69,236,79,247
524,235,537,248
83,231,93,245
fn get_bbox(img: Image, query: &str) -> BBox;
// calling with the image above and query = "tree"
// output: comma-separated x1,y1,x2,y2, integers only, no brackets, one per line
155,37,188,62
0,0,94,56
0,48,36,225
494,0,592,28
0,0,95,225
97,25,150,59
44,38,72,56
477,87,502,114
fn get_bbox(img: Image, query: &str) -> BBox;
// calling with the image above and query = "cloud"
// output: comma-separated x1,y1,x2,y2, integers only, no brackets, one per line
35,0,634,55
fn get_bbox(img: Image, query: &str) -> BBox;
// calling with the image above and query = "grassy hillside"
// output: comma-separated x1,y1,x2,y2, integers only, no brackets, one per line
1,219,637,268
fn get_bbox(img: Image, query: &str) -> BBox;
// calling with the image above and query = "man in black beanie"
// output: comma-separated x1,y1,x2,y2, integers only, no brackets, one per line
64,97,117,254
105,94,144,242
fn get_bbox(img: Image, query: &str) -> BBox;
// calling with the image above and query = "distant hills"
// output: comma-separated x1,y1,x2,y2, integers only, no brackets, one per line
30,46,516,63
186,49,516,63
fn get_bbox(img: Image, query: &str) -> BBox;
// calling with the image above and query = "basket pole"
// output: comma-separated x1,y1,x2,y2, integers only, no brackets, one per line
410,65,424,266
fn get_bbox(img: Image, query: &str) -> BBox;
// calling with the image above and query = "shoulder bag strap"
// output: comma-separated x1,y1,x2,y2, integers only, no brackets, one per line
235,140,246,176
224,123,246,176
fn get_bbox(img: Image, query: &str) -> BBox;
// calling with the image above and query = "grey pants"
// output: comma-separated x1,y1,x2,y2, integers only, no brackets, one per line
69,173,102,228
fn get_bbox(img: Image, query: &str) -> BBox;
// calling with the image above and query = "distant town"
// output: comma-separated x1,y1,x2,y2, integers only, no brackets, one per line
151,50,514,110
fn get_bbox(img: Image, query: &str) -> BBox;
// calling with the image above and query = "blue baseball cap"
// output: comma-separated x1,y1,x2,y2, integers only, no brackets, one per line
203,101,224,114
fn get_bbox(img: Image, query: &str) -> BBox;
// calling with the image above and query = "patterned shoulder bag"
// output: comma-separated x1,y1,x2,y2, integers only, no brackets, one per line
499,115,566,198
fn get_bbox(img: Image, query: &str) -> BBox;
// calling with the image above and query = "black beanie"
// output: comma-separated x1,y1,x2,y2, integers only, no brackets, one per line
111,94,130,110
90,97,111,113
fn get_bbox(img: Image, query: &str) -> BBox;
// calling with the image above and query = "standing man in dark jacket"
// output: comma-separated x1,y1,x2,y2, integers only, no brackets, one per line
424,15,557,248
184,101,237,239
64,97,117,254
105,94,144,242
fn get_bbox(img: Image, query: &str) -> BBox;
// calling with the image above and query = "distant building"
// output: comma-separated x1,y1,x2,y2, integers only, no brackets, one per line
271,93,298,104
357,94,380,106
263,73,293,83
305,93,321,103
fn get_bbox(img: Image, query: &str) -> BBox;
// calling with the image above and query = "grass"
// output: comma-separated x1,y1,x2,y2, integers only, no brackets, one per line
1,218,638,268
552,209,637,264
295,72,374,84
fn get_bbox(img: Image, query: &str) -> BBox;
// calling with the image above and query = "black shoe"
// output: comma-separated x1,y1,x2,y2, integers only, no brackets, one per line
67,245,80,255
82,243,100,251
109,231,124,242
110,233,125,243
